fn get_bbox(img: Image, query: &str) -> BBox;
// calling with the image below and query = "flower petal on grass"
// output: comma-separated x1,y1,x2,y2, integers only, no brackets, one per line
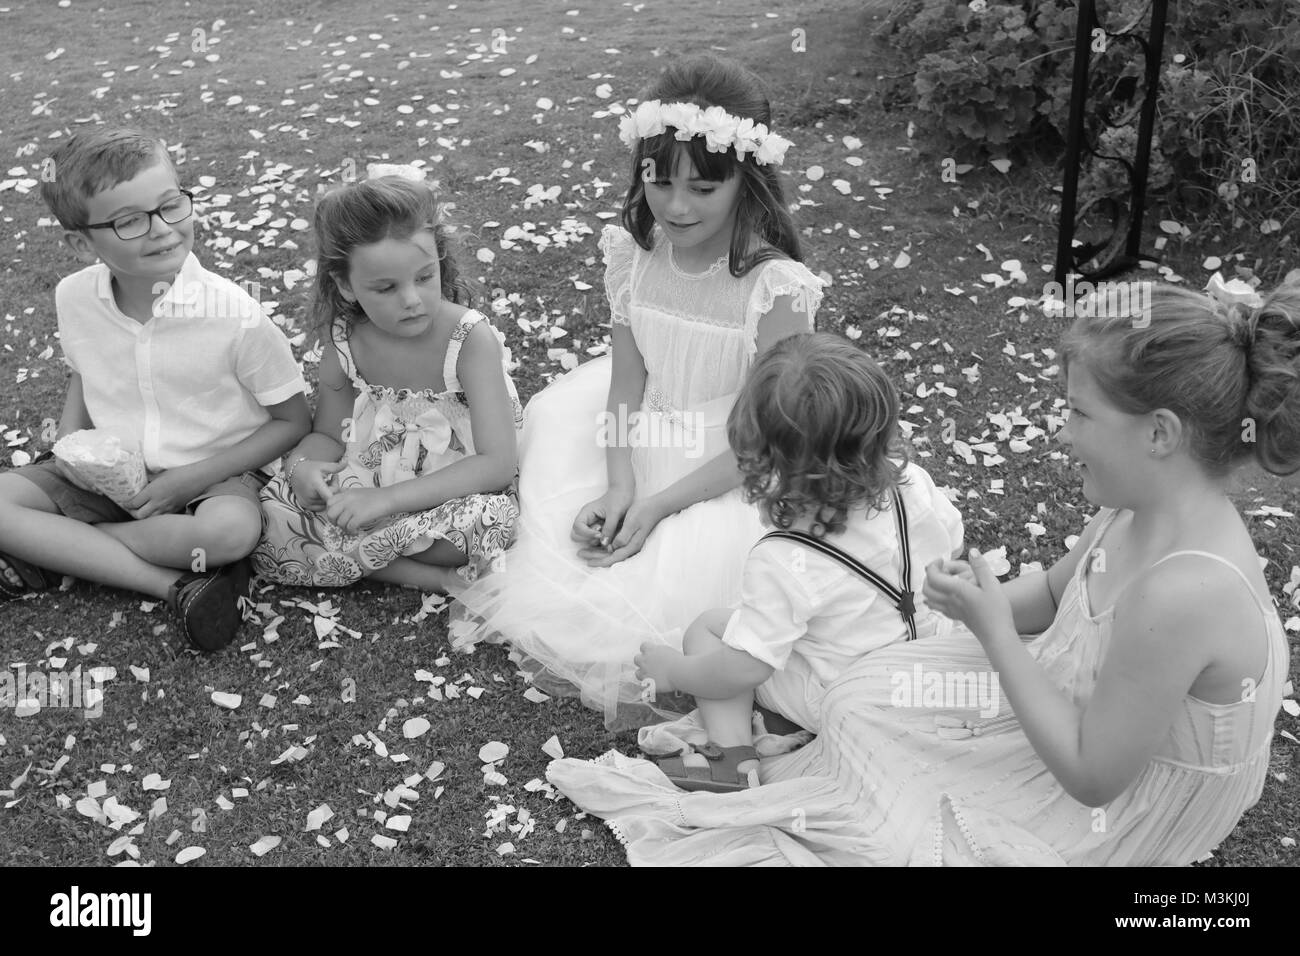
402,717,431,739
250,835,281,857
305,803,334,831
478,741,509,763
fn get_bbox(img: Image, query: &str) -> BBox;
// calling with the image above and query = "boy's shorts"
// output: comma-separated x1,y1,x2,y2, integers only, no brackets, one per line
14,455,269,525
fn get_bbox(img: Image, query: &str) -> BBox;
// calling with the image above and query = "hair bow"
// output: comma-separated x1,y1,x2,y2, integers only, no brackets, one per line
1204,272,1264,312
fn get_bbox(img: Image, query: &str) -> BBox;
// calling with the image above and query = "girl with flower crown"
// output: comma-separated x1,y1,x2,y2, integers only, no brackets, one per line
251,167,524,591
452,55,825,729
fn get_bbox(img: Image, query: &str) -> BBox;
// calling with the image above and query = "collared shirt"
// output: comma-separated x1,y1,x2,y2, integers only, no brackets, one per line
55,253,306,472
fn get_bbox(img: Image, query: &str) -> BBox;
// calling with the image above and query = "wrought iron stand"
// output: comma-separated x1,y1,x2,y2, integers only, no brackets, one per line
1054,0,1169,288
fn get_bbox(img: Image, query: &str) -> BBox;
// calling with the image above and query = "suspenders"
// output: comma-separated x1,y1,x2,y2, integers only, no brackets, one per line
759,487,919,641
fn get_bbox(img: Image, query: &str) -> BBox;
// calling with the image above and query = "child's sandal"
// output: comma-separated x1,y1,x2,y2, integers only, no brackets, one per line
654,742,760,793
166,558,252,652
0,550,57,602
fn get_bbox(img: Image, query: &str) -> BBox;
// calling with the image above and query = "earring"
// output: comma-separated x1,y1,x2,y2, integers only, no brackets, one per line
1150,448,1156,456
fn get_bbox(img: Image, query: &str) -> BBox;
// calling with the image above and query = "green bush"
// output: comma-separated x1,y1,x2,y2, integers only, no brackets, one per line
877,0,1300,238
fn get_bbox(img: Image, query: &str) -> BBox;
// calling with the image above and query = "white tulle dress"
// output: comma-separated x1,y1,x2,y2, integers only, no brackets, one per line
546,509,1290,865
451,224,825,728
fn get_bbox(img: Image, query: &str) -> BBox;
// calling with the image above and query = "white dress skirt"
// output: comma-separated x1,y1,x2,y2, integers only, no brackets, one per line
451,225,825,728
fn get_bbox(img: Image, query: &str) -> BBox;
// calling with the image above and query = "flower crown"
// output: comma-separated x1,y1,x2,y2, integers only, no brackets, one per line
617,100,794,166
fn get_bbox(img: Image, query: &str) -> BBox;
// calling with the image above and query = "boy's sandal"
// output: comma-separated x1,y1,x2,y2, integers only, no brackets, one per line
0,550,58,602
166,558,252,653
654,742,760,793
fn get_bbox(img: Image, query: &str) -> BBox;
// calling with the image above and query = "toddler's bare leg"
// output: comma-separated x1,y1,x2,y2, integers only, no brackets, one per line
680,608,758,775
0,474,175,598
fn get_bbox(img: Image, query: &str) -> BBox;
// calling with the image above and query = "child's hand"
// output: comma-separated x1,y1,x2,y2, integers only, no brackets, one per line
579,498,663,567
633,642,681,699
923,548,1016,644
126,466,210,519
291,459,346,512
572,486,634,549
324,486,393,535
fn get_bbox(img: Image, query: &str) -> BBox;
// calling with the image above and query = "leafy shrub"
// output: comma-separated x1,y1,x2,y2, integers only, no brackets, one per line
877,0,1300,240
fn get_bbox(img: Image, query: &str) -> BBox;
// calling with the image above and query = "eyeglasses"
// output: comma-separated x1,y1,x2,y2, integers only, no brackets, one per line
82,190,195,240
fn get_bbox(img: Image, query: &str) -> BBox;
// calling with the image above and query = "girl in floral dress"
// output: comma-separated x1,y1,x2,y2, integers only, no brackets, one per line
252,168,522,592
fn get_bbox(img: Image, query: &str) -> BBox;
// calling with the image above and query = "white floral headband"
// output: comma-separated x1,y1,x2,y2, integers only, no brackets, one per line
617,100,794,166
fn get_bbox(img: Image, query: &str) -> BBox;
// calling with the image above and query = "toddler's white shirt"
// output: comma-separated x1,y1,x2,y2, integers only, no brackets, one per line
722,461,965,685
55,253,306,472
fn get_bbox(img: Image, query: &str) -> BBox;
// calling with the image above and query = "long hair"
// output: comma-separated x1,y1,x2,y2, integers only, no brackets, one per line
1060,281,1300,477
619,55,802,277
309,176,475,342
728,332,908,538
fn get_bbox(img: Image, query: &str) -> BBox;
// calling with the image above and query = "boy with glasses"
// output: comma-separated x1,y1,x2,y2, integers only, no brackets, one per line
0,127,310,651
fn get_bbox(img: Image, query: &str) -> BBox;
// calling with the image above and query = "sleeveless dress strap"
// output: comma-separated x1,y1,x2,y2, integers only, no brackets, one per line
443,310,490,394
1149,550,1271,614
330,321,366,390
1147,549,1280,682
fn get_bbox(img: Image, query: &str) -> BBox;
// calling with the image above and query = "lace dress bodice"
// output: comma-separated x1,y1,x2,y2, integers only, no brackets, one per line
600,225,824,413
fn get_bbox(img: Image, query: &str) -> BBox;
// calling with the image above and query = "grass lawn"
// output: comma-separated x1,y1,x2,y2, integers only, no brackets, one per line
0,0,1295,867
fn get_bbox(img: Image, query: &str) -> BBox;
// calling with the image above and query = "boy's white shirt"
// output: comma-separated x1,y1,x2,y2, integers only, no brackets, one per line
55,252,306,473
721,461,965,686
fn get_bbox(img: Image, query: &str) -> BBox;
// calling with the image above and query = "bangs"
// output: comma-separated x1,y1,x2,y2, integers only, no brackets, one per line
637,131,737,182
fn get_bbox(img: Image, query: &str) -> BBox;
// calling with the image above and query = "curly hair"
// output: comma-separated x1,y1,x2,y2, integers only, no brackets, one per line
727,332,908,538
619,54,802,277
309,175,476,344
1061,280,1300,477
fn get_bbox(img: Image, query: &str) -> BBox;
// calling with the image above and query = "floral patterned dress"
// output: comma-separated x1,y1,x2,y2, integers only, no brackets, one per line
252,310,523,587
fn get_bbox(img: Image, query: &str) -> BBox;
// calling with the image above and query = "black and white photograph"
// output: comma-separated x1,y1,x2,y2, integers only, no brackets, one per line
0,0,1295,898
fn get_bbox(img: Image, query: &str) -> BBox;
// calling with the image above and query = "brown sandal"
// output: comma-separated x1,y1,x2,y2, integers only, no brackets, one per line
655,742,760,793
0,551,57,601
